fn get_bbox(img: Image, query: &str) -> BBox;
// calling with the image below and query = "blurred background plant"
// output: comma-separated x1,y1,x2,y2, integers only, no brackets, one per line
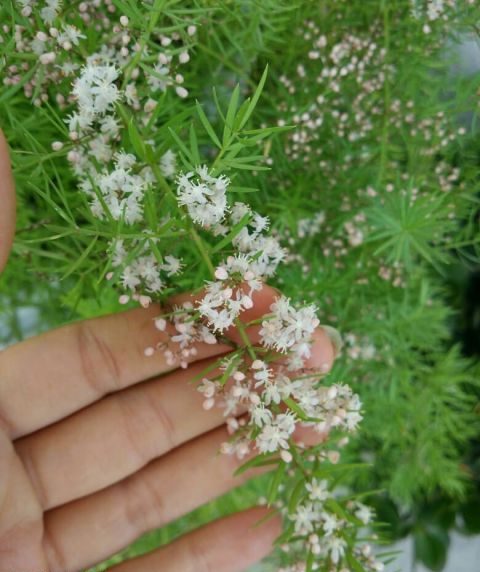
1,0,480,570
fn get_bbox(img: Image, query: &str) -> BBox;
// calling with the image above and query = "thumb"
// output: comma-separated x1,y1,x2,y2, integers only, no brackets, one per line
0,129,16,273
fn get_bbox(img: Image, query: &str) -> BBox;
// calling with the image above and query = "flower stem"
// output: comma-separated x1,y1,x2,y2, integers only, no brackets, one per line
235,318,257,361
189,226,215,275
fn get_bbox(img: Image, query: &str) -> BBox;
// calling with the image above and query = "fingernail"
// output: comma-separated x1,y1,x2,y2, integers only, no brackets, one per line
321,325,343,358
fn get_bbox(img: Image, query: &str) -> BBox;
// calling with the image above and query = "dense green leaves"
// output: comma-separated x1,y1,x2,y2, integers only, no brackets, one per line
1,1,480,570
414,525,450,572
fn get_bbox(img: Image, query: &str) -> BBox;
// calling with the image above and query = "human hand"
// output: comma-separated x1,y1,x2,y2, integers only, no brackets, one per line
0,131,336,572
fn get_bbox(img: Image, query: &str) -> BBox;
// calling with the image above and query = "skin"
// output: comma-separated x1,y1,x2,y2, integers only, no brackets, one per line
0,131,336,572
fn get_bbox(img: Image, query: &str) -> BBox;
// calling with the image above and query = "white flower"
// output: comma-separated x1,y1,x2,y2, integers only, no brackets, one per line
146,275,164,293
250,403,273,427
277,411,296,433
101,116,120,137
148,63,171,92
198,378,217,399
88,137,112,163
160,150,176,178
305,478,330,502
198,282,255,332
290,502,320,534
262,381,282,405
57,25,85,47
177,166,229,227
260,297,319,358
252,360,272,387
231,212,286,277
161,255,183,276
92,158,148,224
40,0,62,23
345,410,363,431
125,84,139,107
73,64,120,117
114,152,136,169
354,503,373,525
321,511,340,536
326,535,346,565
256,412,296,453
121,266,141,290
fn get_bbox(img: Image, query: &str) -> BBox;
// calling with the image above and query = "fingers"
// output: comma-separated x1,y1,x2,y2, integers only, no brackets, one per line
14,325,336,510
0,284,279,439
42,425,258,571
0,429,47,572
0,130,16,273
41,423,324,571
108,507,281,572
15,359,230,509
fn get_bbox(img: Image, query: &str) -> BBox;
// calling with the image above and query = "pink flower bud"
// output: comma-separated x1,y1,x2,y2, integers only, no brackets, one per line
215,267,228,280
203,398,215,410
280,450,293,463
139,295,151,308
154,318,167,331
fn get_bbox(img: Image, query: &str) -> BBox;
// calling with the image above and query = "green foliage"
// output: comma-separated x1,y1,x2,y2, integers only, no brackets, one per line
1,0,480,570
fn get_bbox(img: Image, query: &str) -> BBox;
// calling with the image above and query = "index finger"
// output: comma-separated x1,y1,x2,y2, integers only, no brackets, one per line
0,130,16,273
0,285,279,439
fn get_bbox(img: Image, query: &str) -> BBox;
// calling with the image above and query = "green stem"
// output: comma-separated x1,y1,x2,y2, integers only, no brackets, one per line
235,318,257,360
378,0,391,187
121,0,167,89
190,225,215,275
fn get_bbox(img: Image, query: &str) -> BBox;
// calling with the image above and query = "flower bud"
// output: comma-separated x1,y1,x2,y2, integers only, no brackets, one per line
280,450,293,463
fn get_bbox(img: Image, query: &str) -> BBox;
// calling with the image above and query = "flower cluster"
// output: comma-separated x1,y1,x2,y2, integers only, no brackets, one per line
149,277,367,569
111,237,183,297
116,144,372,568
2,1,197,246
177,167,230,227
277,24,389,164
272,482,383,572
259,296,320,359
228,208,285,278
410,0,464,34
146,301,218,368
3,0,197,106
67,60,184,224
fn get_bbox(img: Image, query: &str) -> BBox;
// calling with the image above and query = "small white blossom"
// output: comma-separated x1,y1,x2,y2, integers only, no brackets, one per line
354,503,374,525
250,403,273,427
73,64,120,116
160,150,177,178
326,535,347,564
177,166,229,227
291,502,320,534
256,412,296,453
260,297,320,360
321,511,340,536
305,478,330,502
